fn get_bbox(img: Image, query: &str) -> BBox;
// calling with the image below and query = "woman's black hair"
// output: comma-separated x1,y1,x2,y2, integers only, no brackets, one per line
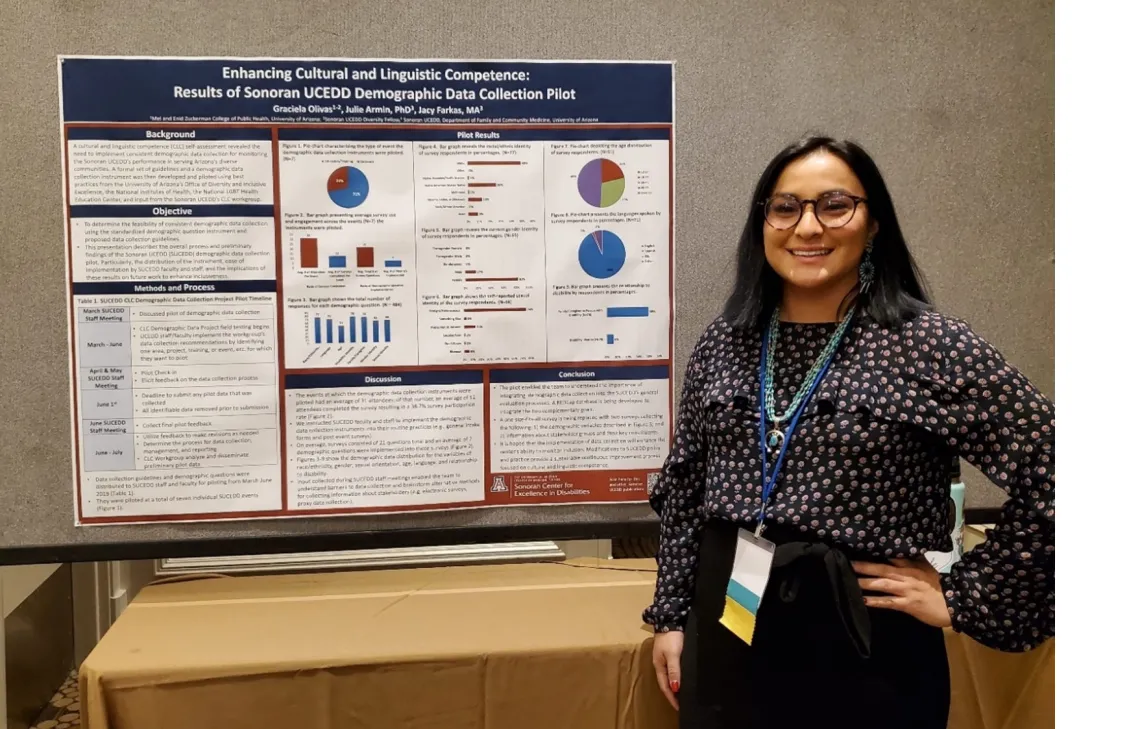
722,135,932,329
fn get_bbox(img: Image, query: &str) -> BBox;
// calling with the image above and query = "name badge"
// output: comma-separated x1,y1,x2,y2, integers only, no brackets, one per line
719,528,776,645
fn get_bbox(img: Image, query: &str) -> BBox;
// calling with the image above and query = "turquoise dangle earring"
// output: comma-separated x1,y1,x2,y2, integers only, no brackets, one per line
859,238,875,294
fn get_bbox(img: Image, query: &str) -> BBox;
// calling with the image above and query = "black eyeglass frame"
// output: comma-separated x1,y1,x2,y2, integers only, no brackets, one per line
760,192,869,230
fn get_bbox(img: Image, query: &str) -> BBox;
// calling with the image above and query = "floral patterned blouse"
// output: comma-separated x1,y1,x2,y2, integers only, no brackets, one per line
643,311,1055,652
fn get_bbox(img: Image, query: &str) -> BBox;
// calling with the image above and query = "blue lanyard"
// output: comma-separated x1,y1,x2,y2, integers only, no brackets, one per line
754,322,846,533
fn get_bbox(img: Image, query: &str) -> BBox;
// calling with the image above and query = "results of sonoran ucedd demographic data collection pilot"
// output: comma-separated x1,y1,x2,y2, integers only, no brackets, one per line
174,65,578,102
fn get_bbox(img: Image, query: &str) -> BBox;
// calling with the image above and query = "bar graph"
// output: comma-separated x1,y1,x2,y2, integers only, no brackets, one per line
547,293,667,361
312,313,392,345
294,236,408,274
286,302,415,369
300,237,351,269
414,142,541,227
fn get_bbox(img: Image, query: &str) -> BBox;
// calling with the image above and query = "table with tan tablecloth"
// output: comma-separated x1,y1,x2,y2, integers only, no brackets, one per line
80,558,1053,729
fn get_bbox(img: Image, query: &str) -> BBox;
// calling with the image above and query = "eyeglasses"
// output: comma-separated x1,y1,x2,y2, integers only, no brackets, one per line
761,192,867,230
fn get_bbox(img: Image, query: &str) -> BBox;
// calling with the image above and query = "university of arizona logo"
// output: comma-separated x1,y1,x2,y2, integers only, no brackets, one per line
490,475,508,493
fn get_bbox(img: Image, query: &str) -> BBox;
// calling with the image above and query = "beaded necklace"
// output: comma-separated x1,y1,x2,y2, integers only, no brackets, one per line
761,305,857,452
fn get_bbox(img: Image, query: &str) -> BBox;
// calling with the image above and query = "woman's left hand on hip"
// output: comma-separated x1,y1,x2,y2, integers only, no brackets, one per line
853,558,952,629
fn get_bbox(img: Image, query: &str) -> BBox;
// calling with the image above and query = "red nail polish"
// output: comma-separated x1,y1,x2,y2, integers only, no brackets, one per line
670,680,680,693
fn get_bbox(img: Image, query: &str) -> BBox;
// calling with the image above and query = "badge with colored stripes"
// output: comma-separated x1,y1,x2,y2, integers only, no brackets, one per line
719,530,776,645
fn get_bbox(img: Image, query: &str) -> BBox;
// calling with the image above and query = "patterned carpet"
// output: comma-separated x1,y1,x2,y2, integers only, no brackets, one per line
30,670,80,729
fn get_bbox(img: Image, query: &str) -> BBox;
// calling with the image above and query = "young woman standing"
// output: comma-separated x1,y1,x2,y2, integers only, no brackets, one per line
645,136,1054,729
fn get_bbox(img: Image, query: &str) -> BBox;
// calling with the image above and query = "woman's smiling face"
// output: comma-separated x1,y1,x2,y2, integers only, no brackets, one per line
762,150,878,293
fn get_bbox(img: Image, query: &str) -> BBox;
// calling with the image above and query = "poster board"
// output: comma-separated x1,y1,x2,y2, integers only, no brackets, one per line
0,0,1053,564
60,56,675,527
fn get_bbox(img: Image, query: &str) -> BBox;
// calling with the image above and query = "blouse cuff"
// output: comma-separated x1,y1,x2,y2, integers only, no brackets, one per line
938,572,967,634
642,606,687,634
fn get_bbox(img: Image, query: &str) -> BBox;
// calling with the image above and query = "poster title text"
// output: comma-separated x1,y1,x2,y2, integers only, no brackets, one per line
171,65,579,104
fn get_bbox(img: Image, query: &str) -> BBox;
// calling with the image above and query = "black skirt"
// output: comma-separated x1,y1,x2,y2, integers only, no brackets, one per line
677,519,950,729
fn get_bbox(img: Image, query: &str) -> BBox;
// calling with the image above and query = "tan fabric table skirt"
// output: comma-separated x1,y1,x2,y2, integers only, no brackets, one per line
79,558,1053,729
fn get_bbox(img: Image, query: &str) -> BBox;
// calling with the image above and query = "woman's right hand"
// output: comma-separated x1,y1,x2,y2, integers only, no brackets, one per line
651,630,685,710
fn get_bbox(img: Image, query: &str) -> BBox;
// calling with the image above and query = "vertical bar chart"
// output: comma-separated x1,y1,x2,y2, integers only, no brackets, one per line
297,236,408,273
311,313,393,345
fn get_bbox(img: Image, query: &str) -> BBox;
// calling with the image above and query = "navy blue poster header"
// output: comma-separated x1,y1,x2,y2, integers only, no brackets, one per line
59,57,674,125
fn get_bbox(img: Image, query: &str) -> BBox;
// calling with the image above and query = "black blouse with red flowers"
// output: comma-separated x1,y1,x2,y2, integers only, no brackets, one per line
643,310,1055,652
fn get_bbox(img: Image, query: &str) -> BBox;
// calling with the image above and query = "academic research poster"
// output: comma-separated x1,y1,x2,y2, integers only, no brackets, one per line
59,56,675,525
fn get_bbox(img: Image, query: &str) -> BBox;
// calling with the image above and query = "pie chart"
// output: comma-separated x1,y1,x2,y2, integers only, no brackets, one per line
577,158,625,208
578,230,626,279
327,166,369,208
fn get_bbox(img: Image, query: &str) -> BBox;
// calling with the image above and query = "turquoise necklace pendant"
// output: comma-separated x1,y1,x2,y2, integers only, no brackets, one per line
761,305,857,456
765,428,785,452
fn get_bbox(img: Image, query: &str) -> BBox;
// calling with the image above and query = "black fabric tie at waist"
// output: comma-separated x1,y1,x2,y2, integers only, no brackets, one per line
685,521,950,728
769,540,872,659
